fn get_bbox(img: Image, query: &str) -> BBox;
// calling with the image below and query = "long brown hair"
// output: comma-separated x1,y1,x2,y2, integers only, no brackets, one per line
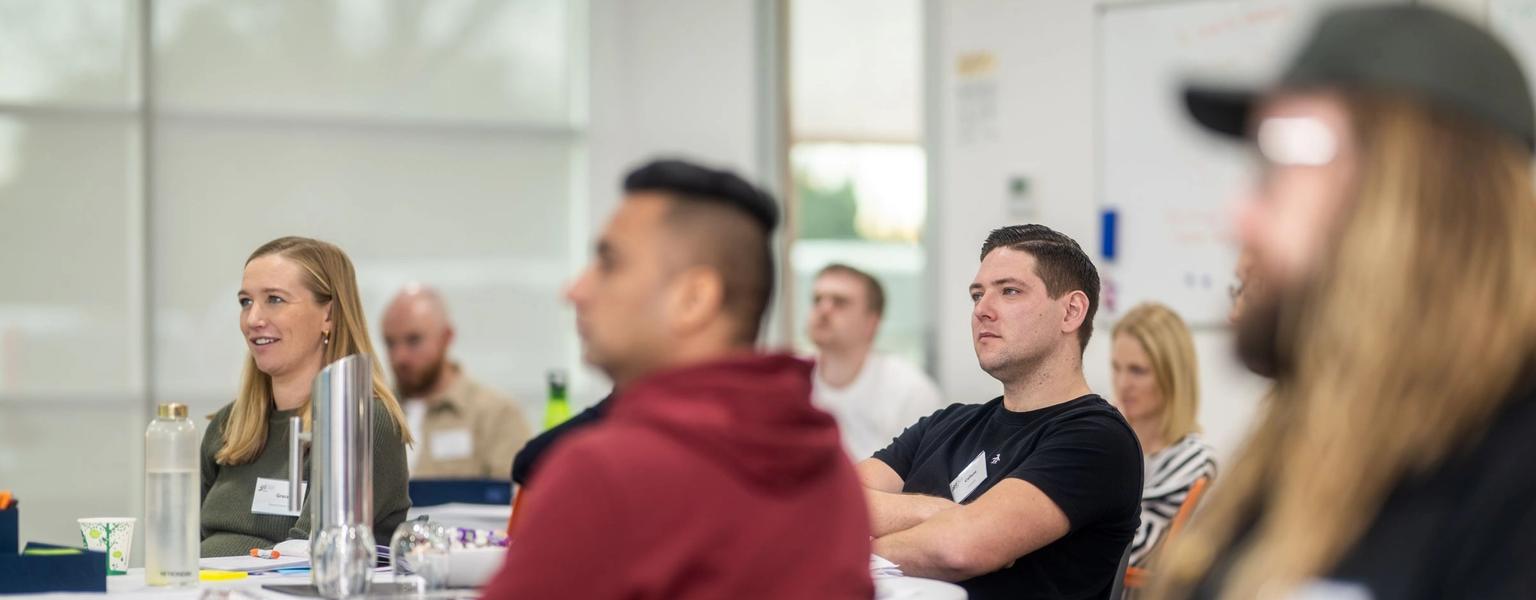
215,236,414,465
1154,92,1536,598
1113,303,1201,445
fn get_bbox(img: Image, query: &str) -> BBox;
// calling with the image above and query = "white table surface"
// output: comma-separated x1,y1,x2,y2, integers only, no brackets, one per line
4,568,966,599
3,569,483,599
5,568,319,599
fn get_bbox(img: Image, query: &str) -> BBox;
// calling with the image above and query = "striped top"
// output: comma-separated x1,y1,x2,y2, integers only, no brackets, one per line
1128,433,1217,567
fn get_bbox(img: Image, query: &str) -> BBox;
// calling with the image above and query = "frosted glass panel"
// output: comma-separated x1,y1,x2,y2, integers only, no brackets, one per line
154,0,574,123
0,116,137,395
791,0,920,141
0,0,585,572
0,405,148,563
0,0,135,106
151,123,575,418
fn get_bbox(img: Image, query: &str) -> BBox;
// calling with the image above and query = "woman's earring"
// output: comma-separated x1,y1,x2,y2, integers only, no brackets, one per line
323,332,330,346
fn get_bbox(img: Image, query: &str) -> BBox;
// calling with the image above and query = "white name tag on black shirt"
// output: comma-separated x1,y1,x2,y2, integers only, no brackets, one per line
950,451,988,503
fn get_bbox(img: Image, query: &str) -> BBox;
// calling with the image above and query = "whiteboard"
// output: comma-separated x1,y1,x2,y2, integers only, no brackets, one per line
1097,0,1395,325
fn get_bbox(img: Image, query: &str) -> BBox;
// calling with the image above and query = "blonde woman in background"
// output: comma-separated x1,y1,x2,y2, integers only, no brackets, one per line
1111,303,1216,568
200,236,414,556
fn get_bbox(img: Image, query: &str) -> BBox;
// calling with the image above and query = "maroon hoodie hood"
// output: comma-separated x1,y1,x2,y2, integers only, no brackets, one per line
484,351,875,599
612,352,847,490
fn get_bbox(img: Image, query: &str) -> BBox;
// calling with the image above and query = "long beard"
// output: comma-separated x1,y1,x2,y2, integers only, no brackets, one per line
397,355,447,399
1234,289,1297,381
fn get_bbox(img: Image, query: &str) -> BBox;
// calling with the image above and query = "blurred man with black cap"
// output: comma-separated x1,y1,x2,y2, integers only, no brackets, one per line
481,159,873,599
1156,6,1536,598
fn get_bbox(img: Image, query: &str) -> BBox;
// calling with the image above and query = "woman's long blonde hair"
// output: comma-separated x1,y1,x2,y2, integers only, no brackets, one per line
1113,302,1202,445
1153,93,1536,598
215,236,414,465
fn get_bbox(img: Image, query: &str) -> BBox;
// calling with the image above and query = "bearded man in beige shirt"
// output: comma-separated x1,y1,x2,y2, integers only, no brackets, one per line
383,284,532,480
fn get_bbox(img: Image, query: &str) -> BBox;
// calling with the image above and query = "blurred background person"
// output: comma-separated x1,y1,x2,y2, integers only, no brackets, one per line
808,263,946,460
382,284,531,480
483,159,872,599
1110,302,1216,569
200,237,412,556
1161,5,1536,598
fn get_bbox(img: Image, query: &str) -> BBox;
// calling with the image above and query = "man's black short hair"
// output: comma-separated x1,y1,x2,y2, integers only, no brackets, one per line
623,159,780,345
980,224,1100,352
624,159,780,232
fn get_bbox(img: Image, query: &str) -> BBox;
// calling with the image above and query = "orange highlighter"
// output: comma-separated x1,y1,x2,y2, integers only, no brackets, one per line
0,491,13,510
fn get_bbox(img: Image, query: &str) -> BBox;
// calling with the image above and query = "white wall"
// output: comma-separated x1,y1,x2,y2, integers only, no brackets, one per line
581,0,772,402
587,0,767,231
926,0,1272,462
1427,0,1490,19
916,0,1513,461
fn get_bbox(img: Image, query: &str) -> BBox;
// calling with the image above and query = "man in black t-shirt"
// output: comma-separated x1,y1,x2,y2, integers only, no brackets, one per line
860,225,1143,600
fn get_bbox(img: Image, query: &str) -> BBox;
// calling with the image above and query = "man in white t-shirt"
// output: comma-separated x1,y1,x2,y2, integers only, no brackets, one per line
808,264,947,459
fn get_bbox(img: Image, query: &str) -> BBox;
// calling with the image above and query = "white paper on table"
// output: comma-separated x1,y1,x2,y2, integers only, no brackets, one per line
199,553,310,573
876,576,968,600
870,553,905,579
272,538,309,558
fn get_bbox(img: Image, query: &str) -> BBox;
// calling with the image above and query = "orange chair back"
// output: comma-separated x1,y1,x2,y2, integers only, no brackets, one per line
507,488,527,534
1125,475,1211,590
1166,476,1210,543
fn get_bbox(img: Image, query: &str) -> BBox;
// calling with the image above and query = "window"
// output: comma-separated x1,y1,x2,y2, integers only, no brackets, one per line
786,0,928,366
0,0,585,553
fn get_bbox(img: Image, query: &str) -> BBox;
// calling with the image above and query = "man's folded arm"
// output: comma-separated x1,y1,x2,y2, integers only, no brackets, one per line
858,458,960,537
871,478,1070,582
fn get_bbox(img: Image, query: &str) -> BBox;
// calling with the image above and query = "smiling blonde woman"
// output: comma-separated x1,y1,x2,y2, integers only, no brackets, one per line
199,236,414,557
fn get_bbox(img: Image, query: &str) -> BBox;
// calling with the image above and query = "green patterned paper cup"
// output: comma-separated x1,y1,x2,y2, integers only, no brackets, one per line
78,517,135,575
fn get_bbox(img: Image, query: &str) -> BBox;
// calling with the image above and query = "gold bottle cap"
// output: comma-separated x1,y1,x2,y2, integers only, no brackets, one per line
157,403,188,419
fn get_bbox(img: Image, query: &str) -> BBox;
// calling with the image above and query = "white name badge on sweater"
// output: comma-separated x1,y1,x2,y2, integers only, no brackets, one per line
252,477,308,517
429,429,474,460
950,451,988,503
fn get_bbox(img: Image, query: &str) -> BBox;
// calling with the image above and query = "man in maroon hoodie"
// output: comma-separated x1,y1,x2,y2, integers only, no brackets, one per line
481,159,874,599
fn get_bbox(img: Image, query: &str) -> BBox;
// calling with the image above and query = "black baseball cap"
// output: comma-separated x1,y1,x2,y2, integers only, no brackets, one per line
1185,5,1535,150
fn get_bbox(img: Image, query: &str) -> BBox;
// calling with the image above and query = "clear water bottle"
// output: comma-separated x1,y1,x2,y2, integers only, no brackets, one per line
145,403,199,586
